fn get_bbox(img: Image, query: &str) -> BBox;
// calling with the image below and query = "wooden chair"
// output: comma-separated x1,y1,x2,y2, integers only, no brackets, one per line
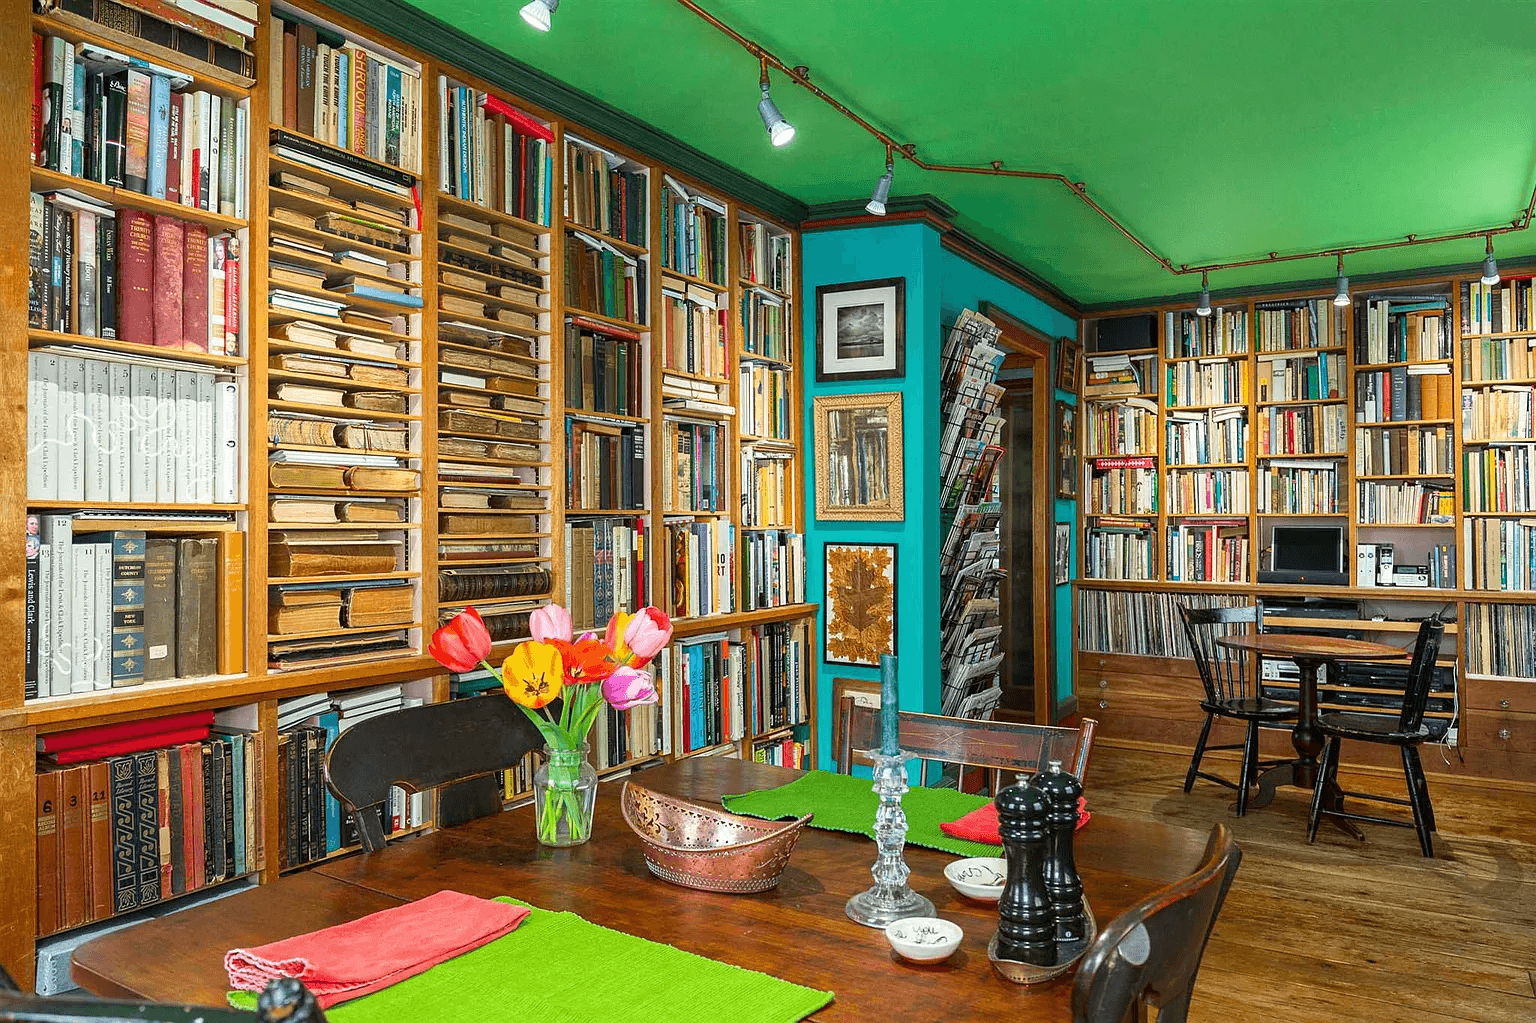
1307,614,1445,857
325,694,542,851
1072,824,1242,1023
0,964,317,1021
1179,603,1297,815
835,696,1096,792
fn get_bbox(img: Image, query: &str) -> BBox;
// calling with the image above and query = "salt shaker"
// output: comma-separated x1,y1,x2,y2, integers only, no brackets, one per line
1034,760,1087,945
993,779,1056,966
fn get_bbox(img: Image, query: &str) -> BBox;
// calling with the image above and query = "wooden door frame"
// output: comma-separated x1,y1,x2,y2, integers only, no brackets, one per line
979,303,1058,723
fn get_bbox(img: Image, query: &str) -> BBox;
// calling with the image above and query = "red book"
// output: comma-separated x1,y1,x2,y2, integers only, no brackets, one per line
31,33,42,165
116,209,155,346
41,710,216,754
177,742,200,891
479,95,554,142
166,93,182,205
86,761,112,922
59,765,87,930
181,222,209,351
224,237,240,353
47,725,214,765
152,216,184,346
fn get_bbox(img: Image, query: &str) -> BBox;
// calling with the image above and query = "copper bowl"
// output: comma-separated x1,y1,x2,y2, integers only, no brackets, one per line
620,781,813,894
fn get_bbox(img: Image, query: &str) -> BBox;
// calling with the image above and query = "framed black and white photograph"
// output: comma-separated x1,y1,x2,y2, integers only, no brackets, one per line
1054,522,1072,585
815,277,906,381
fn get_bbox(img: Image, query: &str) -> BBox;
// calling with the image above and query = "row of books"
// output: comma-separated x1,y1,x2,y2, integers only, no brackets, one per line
741,446,794,528
741,529,805,611
740,290,788,363
1355,298,1450,364
33,33,248,217
661,282,728,379
270,15,421,173
27,353,238,505
660,419,727,514
565,233,646,324
660,621,809,752
1463,602,1536,677
563,317,643,417
1356,481,1454,524
27,526,235,700
660,177,727,285
1082,352,1152,397
1461,386,1536,441
30,195,241,353
1257,462,1339,514
1084,521,1155,581
1254,298,1345,351
38,0,257,79
1257,404,1347,456
35,712,259,936
1166,520,1250,583
750,737,807,769
1165,409,1246,465
1463,335,1536,383
1464,517,1536,591
1166,358,1248,406
1087,458,1158,516
739,222,790,292
437,82,552,225
662,519,736,620
1166,469,1250,515
565,420,646,511
1083,398,1156,456
1356,425,1453,477
1166,308,1247,357
562,517,649,633
1464,445,1536,513
739,363,792,440
1077,589,1249,658
1256,352,1344,403
1461,279,1533,337
1355,365,1453,423
564,139,647,245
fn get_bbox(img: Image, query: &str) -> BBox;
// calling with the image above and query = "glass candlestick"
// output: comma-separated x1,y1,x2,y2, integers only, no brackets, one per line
845,751,935,928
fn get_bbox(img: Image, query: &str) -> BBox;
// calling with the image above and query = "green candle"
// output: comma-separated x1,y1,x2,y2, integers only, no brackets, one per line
880,654,899,755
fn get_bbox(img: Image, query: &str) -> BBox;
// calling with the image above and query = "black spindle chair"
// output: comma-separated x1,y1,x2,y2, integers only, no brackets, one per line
0,966,324,1022
1179,603,1297,815
1307,614,1445,857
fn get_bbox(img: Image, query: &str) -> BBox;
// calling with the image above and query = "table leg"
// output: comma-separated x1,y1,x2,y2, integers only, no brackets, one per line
1293,655,1364,840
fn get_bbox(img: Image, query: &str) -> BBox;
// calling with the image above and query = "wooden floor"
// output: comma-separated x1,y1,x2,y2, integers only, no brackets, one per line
1085,745,1536,1023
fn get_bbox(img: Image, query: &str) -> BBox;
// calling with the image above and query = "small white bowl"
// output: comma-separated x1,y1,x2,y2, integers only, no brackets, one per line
944,857,1007,901
884,917,964,962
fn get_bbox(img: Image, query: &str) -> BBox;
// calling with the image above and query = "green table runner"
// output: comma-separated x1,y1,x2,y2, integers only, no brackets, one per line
723,770,1000,859
230,897,831,1023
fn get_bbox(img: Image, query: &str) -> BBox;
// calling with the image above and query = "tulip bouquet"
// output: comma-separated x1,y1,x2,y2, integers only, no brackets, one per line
427,602,673,846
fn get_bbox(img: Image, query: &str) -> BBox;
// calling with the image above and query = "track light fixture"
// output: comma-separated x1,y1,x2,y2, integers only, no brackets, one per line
757,58,795,147
520,0,558,32
1482,234,1500,286
866,147,894,216
1195,271,1212,317
1333,254,1351,308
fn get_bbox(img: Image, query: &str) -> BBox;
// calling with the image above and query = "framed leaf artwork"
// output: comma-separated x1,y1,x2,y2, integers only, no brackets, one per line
813,391,904,521
823,543,897,667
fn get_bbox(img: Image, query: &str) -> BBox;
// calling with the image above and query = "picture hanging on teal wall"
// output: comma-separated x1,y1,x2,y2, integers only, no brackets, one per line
1056,337,1080,392
813,391,905,521
814,277,906,381
1055,401,1078,499
823,542,897,666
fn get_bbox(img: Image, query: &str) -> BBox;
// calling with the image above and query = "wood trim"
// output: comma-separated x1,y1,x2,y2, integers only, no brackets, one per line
0,0,28,719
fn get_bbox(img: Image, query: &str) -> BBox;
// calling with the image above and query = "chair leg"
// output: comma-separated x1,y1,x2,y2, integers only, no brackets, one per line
1402,745,1435,857
1307,735,1339,844
1184,712,1214,793
1235,719,1259,817
1409,746,1437,832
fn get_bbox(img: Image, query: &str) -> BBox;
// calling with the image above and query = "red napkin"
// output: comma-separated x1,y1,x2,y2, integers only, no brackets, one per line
941,797,1090,845
225,890,528,1008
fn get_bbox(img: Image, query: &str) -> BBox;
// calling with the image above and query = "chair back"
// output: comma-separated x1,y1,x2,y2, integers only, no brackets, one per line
835,697,1096,791
1179,603,1263,705
1398,615,1445,733
325,694,542,851
1072,824,1242,1023
0,966,317,1022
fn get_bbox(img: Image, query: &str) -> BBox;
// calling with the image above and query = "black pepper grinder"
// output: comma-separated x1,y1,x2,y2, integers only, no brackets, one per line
993,779,1056,966
1034,760,1087,946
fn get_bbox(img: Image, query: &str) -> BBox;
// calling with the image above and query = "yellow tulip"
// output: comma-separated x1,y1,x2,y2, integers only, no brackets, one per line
503,641,564,709
604,610,636,664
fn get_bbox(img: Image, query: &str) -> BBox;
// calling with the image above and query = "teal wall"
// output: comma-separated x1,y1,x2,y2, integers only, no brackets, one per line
803,221,1080,768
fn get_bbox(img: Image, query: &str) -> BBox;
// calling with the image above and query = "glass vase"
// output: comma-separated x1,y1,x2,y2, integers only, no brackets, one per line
533,743,598,847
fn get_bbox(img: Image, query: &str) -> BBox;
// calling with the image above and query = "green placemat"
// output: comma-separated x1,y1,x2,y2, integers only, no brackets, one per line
229,897,831,1023
723,769,1000,859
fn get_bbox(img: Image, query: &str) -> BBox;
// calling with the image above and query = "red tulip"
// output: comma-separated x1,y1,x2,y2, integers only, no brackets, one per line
428,608,492,672
551,636,616,684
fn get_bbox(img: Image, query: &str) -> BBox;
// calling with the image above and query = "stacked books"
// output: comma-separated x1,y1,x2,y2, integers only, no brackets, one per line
661,376,733,419
32,33,249,218
438,83,552,225
37,0,257,82
1081,353,1147,396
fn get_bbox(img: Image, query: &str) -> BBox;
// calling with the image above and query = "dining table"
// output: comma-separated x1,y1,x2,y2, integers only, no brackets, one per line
72,756,1209,1021
1215,631,1407,834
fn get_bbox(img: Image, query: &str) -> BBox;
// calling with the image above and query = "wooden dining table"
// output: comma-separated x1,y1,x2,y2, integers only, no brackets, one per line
73,756,1209,1021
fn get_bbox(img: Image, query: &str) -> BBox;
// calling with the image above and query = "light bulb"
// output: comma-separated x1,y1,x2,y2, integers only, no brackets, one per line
1333,275,1351,307
1482,252,1500,286
866,162,893,216
520,0,557,32
1196,274,1212,317
758,87,795,147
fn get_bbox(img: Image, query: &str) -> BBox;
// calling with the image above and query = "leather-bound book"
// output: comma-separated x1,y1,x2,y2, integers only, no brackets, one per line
108,755,137,913
294,21,317,138
116,209,154,346
269,462,348,489
175,537,218,678
151,216,184,347
337,422,408,451
269,540,399,577
277,732,291,869
166,747,184,895
87,761,112,922
439,512,536,535
155,750,172,898
132,749,161,907
345,391,408,414
59,765,87,930
338,501,405,523
216,532,245,675
142,538,177,682
184,743,205,891
180,222,209,351
282,24,298,129
348,363,409,387
345,465,420,491
36,769,61,936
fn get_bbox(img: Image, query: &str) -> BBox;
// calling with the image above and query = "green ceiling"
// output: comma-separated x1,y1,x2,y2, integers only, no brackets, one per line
402,0,1536,307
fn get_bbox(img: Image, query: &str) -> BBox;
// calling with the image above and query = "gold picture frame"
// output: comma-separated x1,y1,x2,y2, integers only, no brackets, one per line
813,391,905,521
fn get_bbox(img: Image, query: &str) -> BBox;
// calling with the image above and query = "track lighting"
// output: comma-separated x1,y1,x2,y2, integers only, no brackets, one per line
1482,234,1500,286
1333,254,1350,308
520,0,558,32
1195,272,1212,317
757,61,794,147
866,149,894,216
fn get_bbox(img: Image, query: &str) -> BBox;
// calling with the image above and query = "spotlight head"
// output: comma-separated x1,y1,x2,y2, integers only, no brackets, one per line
1195,273,1212,316
758,87,795,147
1333,274,1351,307
1482,252,1500,286
866,163,893,217
520,0,557,32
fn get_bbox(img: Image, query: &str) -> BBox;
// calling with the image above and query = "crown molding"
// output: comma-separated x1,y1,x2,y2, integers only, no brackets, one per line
316,0,808,226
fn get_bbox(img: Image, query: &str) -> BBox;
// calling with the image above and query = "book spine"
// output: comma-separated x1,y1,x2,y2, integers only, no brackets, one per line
180,221,208,350
112,531,146,686
132,748,160,906
155,749,171,897
217,95,235,216
216,530,243,673
165,90,181,203
36,769,61,936
166,746,184,894
116,208,153,345
87,760,111,921
123,69,149,192
146,73,169,198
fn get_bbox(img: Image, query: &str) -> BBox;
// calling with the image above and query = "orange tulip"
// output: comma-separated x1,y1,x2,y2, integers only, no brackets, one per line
502,641,564,709
552,636,616,684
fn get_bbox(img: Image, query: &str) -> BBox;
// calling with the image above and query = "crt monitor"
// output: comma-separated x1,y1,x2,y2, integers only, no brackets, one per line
1261,524,1347,585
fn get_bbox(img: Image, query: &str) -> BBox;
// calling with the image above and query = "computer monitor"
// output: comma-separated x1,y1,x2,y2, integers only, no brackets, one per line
1259,524,1348,585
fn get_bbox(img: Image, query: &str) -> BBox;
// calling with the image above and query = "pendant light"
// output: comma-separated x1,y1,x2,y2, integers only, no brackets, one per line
1482,234,1501,286
520,0,558,32
1195,271,1212,317
866,148,894,216
1333,254,1351,308
757,59,795,147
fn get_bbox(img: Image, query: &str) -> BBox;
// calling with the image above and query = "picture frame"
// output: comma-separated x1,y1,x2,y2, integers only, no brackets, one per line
1055,400,1078,499
1056,337,1080,393
823,542,898,667
831,676,884,771
1054,522,1072,585
815,277,906,381
813,391,905,521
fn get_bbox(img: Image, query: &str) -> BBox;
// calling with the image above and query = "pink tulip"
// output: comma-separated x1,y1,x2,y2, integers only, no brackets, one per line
530,604,573,644
621,606,673,667
602,666,658,711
